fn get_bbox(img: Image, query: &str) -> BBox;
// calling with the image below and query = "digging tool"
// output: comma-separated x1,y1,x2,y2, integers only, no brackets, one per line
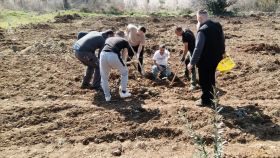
127,43,145,76
170,56,187,86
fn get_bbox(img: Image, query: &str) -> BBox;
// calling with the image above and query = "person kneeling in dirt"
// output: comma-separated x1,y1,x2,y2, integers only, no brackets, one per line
175,26,199,91
73,30,114,90
126,24,146,75
100,31,133,102
151,44,171,81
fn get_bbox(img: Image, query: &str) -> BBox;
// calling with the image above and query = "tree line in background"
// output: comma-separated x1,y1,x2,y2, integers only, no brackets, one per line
0,0,279,15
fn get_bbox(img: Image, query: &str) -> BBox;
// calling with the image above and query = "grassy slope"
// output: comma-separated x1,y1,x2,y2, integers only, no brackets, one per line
0,9,185,29
0,10,103,29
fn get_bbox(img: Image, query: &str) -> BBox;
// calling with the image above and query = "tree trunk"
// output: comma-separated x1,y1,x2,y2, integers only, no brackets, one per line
63,0,70,10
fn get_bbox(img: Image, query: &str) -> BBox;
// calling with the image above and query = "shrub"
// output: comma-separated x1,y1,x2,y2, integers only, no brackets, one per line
102,6,124,15
255,0,279,12
178,8,193,16
206,0,228,14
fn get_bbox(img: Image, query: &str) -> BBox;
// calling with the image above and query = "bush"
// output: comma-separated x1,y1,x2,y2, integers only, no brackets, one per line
178,8,193,16
255,0,279,12
102,6,124,15
205,0,229,15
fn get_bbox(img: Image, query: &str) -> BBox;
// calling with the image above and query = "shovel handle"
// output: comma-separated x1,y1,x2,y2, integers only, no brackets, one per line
128,43,145,75
170,61,184,85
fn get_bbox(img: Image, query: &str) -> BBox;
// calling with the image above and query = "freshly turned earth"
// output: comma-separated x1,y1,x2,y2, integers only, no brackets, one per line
0,14,279,157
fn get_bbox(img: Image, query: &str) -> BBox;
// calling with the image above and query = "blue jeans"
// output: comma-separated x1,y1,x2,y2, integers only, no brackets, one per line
152,65,171,78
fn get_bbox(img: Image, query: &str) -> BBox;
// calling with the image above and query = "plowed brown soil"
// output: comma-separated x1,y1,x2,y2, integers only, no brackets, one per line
0,15,279,158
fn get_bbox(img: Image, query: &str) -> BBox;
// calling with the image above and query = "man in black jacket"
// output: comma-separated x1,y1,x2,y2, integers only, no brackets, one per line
188,10,225,106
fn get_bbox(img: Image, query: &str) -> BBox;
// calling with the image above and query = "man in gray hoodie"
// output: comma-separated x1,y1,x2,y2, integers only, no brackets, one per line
73,30,114,90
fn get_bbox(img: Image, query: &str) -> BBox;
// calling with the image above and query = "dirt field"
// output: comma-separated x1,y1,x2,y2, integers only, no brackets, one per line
0,14,280,157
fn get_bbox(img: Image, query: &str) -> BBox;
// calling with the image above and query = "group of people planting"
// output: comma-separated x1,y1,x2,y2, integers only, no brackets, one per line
72,9,225,107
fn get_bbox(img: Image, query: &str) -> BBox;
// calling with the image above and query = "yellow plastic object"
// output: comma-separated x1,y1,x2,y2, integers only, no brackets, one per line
217,56,235,72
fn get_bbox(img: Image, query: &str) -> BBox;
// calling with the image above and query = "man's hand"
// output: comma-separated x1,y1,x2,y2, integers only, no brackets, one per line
158,65,163,71
187,63,193,72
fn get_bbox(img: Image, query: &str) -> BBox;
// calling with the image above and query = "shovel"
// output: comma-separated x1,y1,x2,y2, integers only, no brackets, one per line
128,43,145,76
170,57,186,86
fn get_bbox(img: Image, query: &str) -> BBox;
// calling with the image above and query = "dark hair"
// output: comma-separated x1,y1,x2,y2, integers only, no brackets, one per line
139,26,146,33
104,29,114,36
159,44,165,49
175,26,183,32
116,31,125,37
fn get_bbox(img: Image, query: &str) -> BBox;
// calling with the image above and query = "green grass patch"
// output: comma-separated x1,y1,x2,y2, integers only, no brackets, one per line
0,9,194,29
0,10,102,29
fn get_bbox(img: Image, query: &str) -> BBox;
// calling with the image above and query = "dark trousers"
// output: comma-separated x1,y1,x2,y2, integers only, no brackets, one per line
128,45,144,73
198,65,217,104
74,50,101,88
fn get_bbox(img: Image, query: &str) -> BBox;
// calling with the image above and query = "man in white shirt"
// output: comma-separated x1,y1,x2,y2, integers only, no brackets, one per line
151,44,171,80
126,24,146,75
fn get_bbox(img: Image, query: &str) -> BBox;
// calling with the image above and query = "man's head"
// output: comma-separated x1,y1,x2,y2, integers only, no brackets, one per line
159,44,165,54
116,31,125,38
104,29,114,38
138,26,146,35
175,26,183,36
197,9,208,24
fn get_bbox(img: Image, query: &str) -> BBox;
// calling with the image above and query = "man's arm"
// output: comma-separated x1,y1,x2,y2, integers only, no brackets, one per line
187,31,205,71
122,48,128,61
190,31,205,65
136,44,143,58
154,60,163,71
181,42,189,62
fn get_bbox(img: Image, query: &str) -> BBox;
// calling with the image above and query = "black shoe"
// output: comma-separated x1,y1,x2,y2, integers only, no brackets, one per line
81,84,94,90
92,86,103,92
195,99,213,107
152,78,161,83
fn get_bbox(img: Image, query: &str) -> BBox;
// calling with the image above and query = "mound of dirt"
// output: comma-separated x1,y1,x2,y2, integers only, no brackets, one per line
54,13,82,23
261,59,280,72
227,20,242,24
225,33,242,39
19,23,53,30
0,28,4,39
20,39,70,54
240,43,280,54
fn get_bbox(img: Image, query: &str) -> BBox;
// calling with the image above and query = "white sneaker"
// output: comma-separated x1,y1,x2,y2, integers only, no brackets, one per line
105,96,111,102
119,91,132,98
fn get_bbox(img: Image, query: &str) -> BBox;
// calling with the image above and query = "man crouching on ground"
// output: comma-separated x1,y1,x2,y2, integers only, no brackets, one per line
151,44,171,81
100,31,133,102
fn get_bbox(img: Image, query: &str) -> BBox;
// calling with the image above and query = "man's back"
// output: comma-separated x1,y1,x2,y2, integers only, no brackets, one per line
76,31,105,52
103,37,130,55
182,30,195,53
198,20,225,66
127,24,145,46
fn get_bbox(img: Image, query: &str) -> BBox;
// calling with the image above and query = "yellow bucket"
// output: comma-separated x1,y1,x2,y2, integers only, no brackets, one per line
217,56,235,72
